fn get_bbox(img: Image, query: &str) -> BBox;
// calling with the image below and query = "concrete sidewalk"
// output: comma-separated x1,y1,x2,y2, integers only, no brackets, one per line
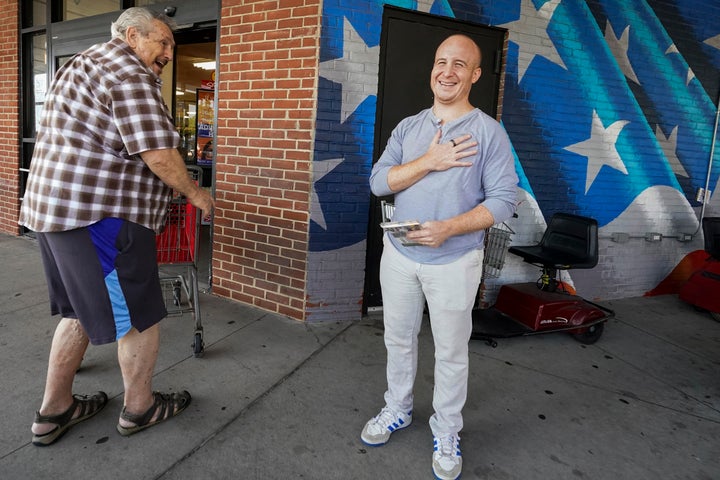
1,233,718,479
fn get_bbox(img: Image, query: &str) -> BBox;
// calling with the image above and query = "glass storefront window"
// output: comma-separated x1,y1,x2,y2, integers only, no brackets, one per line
23,33,47,138
21,32,47,203
62,0,121,21
22,0,47,28
23,1,177,30
174,41,216,166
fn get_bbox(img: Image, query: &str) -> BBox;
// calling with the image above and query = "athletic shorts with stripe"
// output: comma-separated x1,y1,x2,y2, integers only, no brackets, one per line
36,217,167,345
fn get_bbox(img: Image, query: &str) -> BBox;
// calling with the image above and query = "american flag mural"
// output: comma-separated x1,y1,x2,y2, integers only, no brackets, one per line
307,0,720,319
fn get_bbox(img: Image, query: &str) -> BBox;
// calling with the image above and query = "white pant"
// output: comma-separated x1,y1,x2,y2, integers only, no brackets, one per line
380,236,483,435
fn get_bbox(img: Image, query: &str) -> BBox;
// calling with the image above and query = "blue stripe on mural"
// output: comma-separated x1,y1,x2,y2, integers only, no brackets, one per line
657,0,720,70
468,0,683,226
312,1,397,251
588,0,720,207
645,0,720,98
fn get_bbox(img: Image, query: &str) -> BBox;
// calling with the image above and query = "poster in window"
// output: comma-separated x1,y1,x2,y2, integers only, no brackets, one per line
196,88,214,166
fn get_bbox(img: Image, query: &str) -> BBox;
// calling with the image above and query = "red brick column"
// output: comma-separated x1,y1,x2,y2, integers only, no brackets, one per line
0,0,19,235
213,0,321,320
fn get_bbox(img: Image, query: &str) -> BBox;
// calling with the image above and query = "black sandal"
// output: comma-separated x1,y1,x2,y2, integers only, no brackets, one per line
116,390,191,436
32,391,109,446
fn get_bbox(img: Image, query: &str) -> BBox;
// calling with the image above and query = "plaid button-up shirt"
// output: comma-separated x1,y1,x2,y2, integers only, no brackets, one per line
20,37,179,233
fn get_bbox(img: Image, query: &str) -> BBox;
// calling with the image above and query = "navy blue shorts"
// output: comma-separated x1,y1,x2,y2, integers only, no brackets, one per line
36,218,167,345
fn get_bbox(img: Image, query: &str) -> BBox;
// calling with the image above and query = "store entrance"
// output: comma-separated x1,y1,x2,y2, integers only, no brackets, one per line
172,28,217,289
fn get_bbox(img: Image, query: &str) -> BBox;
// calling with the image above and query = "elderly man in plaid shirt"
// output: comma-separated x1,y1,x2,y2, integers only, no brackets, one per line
20,7,214,446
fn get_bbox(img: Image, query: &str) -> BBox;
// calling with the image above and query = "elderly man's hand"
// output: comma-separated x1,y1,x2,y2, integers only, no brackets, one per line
188,188,215,222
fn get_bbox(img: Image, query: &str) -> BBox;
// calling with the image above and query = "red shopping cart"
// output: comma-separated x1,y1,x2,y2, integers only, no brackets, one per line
156,165,204,357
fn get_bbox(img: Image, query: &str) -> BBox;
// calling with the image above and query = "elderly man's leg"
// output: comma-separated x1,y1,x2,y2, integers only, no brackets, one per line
117,324,160,424
31,317,89,436
115,323,191,434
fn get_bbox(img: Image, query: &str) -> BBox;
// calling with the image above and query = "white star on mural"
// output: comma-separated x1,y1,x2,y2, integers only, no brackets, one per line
565,110,629,194
705,33,720,50
605,22,639,84
319,17,379,123
665,44,696,85
310,157,344,230
497,0,567,83
655,125,688,178
416,0,435,13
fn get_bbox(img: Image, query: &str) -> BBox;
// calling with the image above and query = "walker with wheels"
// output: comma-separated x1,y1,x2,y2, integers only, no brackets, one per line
155,165,205,357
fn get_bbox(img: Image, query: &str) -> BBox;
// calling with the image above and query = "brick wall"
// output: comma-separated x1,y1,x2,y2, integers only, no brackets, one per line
213,0,322,321
0,0,19,235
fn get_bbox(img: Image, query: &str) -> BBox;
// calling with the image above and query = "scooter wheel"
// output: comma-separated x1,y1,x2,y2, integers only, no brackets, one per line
711,312,720,323
571,322,604,345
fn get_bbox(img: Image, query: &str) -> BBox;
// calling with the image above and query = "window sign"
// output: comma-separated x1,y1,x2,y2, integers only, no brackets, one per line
195,88,214,166
34,73,46,131
30,34,48,136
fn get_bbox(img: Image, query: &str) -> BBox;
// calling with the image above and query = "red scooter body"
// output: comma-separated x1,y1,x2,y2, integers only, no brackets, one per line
494,283,609,333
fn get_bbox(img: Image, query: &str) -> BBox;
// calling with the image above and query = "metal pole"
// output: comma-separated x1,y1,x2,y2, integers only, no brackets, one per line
694,85,720,234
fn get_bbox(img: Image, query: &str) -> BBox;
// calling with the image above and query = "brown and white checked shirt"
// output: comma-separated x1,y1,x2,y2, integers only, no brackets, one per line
19,37,179,233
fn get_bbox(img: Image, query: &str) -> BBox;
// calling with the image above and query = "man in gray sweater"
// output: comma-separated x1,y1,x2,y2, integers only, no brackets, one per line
363,34,518,480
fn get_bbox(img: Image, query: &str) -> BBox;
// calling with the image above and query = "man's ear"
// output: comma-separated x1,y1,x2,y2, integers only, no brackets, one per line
125,26,140,48
472,67,482,84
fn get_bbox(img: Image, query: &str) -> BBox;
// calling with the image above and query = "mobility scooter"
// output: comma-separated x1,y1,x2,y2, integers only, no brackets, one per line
472,213,614,346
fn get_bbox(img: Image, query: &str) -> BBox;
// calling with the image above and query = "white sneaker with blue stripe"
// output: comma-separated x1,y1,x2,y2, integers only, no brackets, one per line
432,433,462,480
360,406,412,446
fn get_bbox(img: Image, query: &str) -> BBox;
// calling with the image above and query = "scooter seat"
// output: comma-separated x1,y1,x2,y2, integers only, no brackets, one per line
508,213,598,270
508,245,592,269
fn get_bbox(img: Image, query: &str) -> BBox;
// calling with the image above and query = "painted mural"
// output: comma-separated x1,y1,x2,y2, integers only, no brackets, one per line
308,0,720,319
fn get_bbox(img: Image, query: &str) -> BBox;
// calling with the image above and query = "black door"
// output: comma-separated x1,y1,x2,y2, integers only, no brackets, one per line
363,6,507,311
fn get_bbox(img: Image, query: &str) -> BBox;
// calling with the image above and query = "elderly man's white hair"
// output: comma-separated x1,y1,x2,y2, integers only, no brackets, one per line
111,7,176,40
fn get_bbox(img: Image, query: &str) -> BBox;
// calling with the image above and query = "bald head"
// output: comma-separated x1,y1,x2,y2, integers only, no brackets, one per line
430,34,483,110
436,34,482,69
